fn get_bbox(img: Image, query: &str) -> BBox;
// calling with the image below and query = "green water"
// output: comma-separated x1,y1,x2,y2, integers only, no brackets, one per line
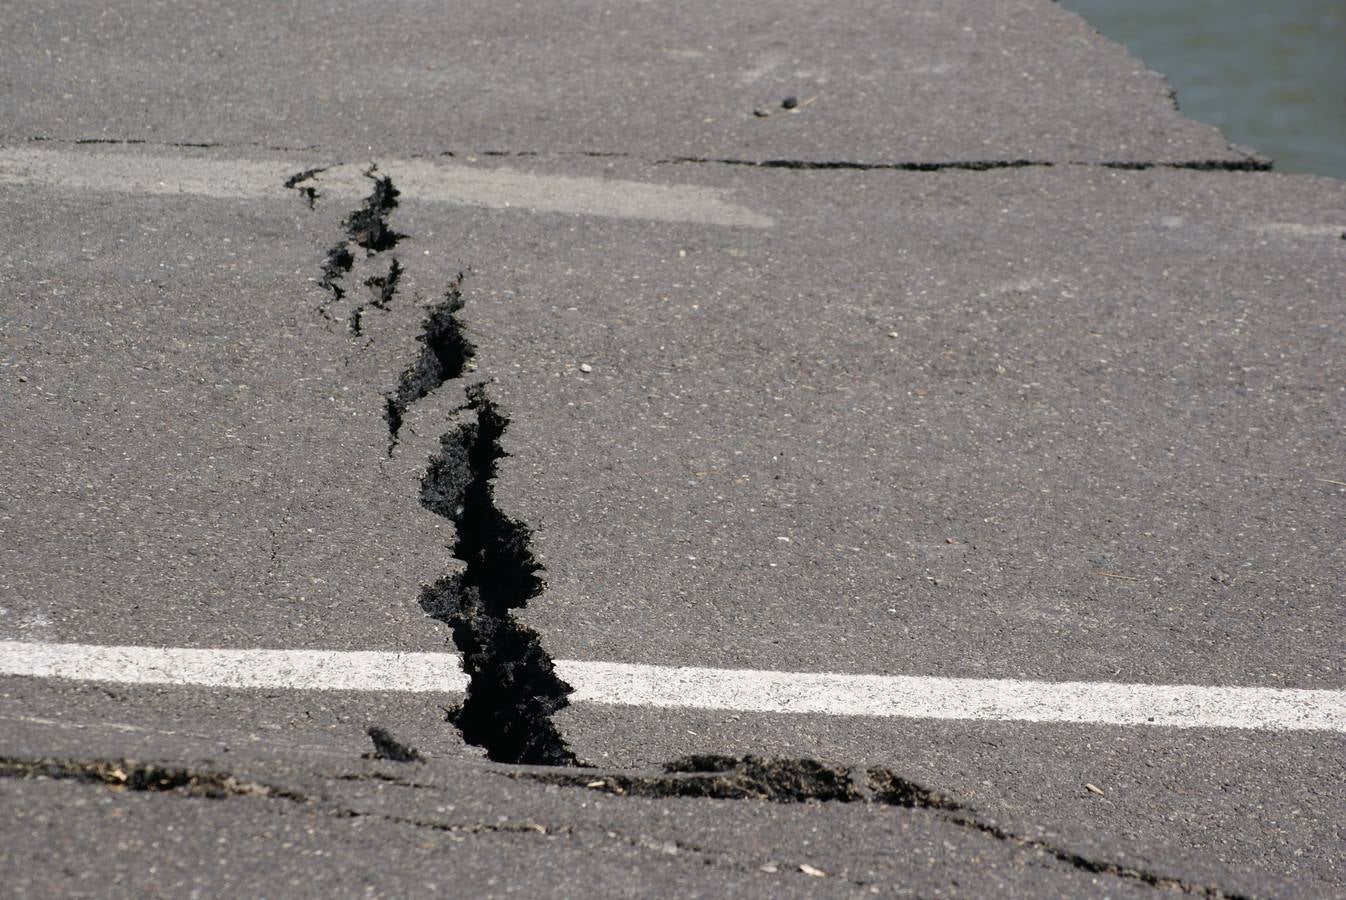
1060,0,1346,180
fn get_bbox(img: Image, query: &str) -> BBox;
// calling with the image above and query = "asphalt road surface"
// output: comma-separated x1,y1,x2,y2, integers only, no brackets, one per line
2,1,1344,897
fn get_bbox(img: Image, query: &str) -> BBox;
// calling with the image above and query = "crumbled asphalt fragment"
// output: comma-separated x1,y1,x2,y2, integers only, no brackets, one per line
284,166,326,208
383,274,474,454
0,756,303,800
345,166,403,252
348,257,405,336
315,167,403,327
522,756,1248,897
418,384,577,766
529,755,859,802
319,242,354,306
865,767,968,812
363,726,424,763
348,258,404,335
366,258,403,310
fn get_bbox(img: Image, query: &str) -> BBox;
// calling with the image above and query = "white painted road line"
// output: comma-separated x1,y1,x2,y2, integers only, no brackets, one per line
3,640,1344,733
559,660,1346,733
0,641,467,694
0,146,773,227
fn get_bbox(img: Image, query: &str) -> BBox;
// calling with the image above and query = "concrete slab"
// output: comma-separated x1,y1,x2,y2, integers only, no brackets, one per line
0,678,1199,899
0,181,453,652
0,0,1340,881
374,158,1345,690
0,0,1255,165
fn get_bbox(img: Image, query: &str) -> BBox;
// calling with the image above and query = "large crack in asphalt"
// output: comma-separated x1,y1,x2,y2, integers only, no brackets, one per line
2,751,1253,895
0,755,307,802
296,166,576,766
0,755,564,840
596,760,1254,898
308,163,1256,897
383,273,474,455
521,756,1253,898
302,165,405,334
417,384,578,767
0,755,857,886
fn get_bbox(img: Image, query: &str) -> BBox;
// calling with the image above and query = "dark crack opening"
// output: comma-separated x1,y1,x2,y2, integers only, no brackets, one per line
383,273,474,454
657,155,1271,173
0,756,305,801
366,257,403,311
284,166,326,208
319,242,354,308
350,257,404,337
314,166,404,329
345,166,404,253
344,177,1253,900
418,384,577,767
528,755,862,803
658,156,1054,172
520,755,1249,898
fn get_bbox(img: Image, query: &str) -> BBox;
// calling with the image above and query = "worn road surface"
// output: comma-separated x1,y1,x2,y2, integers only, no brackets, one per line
2,1,1344,897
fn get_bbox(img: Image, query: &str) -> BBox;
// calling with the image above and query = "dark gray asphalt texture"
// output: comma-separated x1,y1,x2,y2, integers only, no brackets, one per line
1,0,1255,165
2,0,1344,897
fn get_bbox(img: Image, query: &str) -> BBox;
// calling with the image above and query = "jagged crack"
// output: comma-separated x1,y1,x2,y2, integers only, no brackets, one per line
658,155,1271,173
319,242,354,308
284,166,326,208
659,156,1053,172
1095,158,1272,172
0,756,306,801
529,755,862,803
344,166,403,252
315,166,405,328
349,257,403,336
366,258,403,311
523,756,1249,898
418,385,577,766
383,274,474,454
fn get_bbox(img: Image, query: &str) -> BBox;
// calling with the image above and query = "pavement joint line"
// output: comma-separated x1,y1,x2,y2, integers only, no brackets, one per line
0,146,773,227
5,146,1337,239
2,641,1343,734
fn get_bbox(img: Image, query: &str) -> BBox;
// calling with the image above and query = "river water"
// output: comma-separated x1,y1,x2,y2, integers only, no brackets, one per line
1060,0,1346,180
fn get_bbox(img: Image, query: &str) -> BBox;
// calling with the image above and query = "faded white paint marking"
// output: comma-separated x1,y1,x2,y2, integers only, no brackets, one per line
314,160,774,227
0,147,772,227
1254,222,1345,237
3,641,1343,733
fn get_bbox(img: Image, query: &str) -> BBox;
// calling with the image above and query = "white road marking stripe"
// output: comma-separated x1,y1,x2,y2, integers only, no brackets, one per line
0,147,772,227
0,641,466,693
559,660,1346,733
2,640,1342,733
